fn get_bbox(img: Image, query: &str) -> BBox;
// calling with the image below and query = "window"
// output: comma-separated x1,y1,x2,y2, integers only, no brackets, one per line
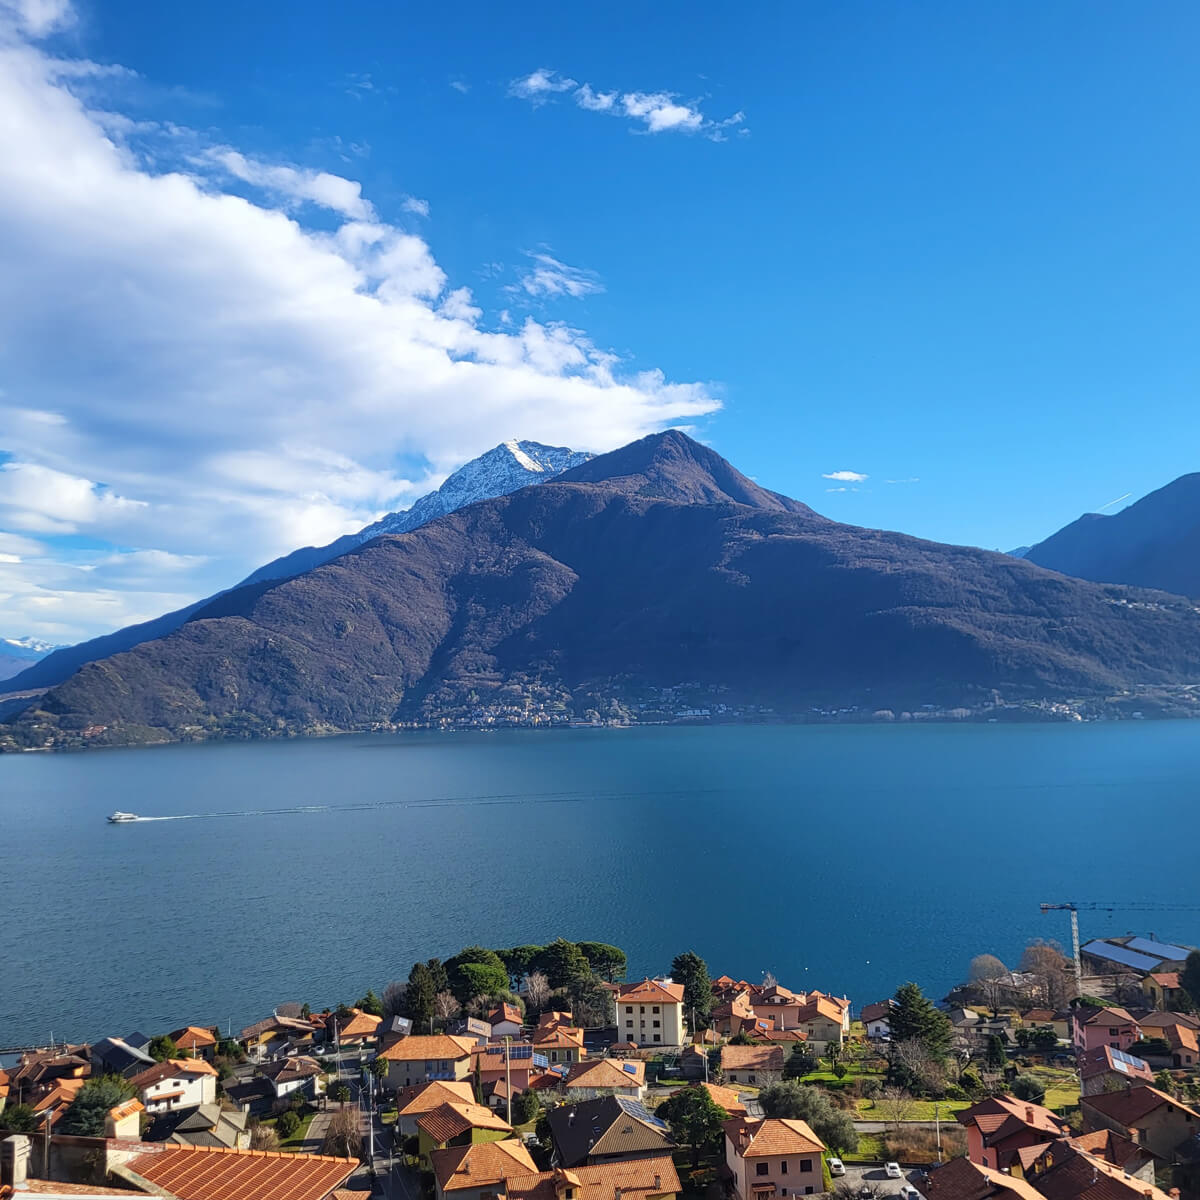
654,1034,661,1043
804,1188,814,1195
756,1164,769,1177
566,1192,574,1199
780,1161,788,1175
626,1007,633,1014
1109,1028,1119,1036
626,1020,633,1029
653,1006,660,1014
799,1161,812,1174
653,1020,660,1028
749,1075,757,1085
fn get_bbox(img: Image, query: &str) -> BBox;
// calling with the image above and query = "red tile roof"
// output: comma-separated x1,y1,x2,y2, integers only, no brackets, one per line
431,1138,537,1191
171,1025,218,1049
1082,1084,1200,1128
378,1034,476,1061
723,1116,825,1156
502,1155,681,1200
617,979,685,1004
564,1059,645,1090
719,1045,783,1073
417,1101,512,1143
396,1080,476,1116
124,1143,357,1200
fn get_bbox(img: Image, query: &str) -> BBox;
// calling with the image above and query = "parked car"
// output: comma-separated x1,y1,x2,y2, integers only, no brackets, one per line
885,1162,903,1179
898,1187,922,1200
827,1157,845,1177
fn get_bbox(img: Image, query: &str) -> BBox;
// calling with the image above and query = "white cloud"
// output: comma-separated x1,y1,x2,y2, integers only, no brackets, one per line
515,252,604,300
0,22,719,641
449,79,469,95
0,0,73,36
511,69,746,141
884,477,920,485
822,470,868,483
508,68,577,106
207,149,376,221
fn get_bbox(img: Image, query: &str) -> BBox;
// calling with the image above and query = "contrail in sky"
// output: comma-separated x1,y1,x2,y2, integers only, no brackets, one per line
1097,492,1132,511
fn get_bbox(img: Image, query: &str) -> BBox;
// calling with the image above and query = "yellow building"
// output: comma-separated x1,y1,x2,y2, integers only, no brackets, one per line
616,979,686,1046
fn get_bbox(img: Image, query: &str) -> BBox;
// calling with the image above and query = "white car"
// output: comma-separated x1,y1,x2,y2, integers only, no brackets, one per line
827,1158,845,1177
898,1187,922,1200
884,1162,903,1179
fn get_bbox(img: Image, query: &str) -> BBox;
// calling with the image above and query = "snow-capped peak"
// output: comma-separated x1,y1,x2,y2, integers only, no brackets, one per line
3,636,60,653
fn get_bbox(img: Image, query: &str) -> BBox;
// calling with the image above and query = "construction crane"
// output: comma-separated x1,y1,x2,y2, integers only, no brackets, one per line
1040,901,1200,997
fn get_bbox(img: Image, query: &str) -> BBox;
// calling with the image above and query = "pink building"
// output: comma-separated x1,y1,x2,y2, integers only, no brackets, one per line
1071,1007,1142,1055
723,1116,826,1200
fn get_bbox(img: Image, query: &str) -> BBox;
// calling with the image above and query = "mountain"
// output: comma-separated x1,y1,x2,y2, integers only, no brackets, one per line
7,431,1200,750
1023,474,1200,598
0,637,61,682
2,440,591,693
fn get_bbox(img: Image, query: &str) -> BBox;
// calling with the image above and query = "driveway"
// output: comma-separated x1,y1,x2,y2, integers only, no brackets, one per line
834,1163,926,1196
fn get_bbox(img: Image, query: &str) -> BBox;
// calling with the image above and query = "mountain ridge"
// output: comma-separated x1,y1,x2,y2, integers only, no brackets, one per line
7,431,1200,751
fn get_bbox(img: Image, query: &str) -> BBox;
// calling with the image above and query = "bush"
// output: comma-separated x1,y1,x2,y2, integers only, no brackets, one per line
944,1084,968,1101
276,1109,301,1139
883,1126,967,1163
1011,1074,1046,1103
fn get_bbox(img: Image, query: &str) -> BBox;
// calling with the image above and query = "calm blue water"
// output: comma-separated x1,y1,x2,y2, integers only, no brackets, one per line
2,722,1198,1047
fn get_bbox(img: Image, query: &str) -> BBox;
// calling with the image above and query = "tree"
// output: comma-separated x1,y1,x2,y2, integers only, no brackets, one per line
435,990,460,1022
1020,940,1073,1009
569,973,615,1028
890,983,952,1059
985,1035,1008,1070
446,946,509,1005
1010,1074,1045,1103
891,1038,947,1097
405,961,436,1029
1031,1026,1059,1050
58,1075,136,1136
323,1104,362,1159
498,945,545,988
576,942,628,983
524,971,552,1013
969,955,1010,1014
149,1034,178,1062
250,1122,281,1151
536,939,591,991
657,1084,729,1167
1182,951,1200,1011
369,1055,388,1081
671,950,714,1031
0,1104,37,1133
300,1002,312,1020
357,989,384,1016
783,1043,818,1079
759,1082,859,1155
276,1109,301,1139
334,1085,351,1105
729,1029,754,1045
513,1087,540,1124
382,980,407,1020
426,958,450,995
876,1087,917,1129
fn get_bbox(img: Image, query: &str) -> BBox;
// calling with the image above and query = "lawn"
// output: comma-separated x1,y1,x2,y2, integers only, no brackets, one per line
264,1108,316,1151
854,1098,972,1120
842,1133,884,1164
1028,1067,1080,1112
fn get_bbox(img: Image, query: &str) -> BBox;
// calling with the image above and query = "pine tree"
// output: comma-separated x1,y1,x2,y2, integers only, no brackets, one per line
890,982,952,1057
406,961,436,1030
671,951,713,1030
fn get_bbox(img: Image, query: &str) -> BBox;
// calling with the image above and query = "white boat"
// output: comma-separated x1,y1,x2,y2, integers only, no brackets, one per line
107,811,139,823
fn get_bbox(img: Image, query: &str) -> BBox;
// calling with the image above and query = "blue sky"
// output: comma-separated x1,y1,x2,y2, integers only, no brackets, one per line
1,0,1199,640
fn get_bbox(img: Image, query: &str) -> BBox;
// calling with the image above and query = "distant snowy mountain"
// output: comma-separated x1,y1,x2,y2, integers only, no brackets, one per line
0,637,63,681
239,441,593,588
5,440,593,693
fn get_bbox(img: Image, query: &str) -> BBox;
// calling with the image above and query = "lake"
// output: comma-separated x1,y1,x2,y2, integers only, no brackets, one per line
2,721,1198,1047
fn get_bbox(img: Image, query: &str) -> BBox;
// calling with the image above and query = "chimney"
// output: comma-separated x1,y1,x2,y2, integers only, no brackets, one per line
2,1135,32,1187
1026,1106,1034,1122
654,1176,662,1191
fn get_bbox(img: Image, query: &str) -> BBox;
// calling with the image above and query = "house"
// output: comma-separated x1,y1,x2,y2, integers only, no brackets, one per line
923,1155,1067,1200
1064,1129,1158,1184
1143,973,1188,1011
860,1000,895,1041
792,995,849,1053
713,994,756,1038
1081,1084,1200,1162
563,1058,646,1100
749,986,806,1031
1071,1006,1141,1055
532,1022,587,1065
105,1097,145,1140
956,1094,1069,1170
449,1018,493,1046
381,1015,415,1047
471,1043,547,1091
723,1115,826,1200
237,1014,319,1059
8,1050,89,1106
672,1082,747,1118
129,1058,219,1113
378,1034,476,1090
547,1095,673,1167
31,1077,87,1126
259,1055,325,1103
416,1101,513,1165
501,1155,681,1200
1022,1138,1176,1199
169,1026,217,1060
331,1006,382,1047
117,1141,358,1200
720,1045,783,1088
395,1080,477,1135
1079,1045,1155,1096
490,1004,524,1040
90,1036,157,1079
430,1137,539,1200
145,1102,251,1149
616,980,686,1047
1019,1010,1071,1042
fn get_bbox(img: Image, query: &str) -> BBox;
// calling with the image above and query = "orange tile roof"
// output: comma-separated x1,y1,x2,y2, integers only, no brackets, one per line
397,1080,476,1115
335,1008,383,1040
417,1101,512,1143
131,1058,218,1090
617,979,685,1004
378,1034,476,1061
125,1143,357,1200
958,1095,1068,1139
32,1077,86,1112
108,1098,145,1122
171,1025,217,1049
503,1155,681,1200
531,1026,585,1049
1083,1084,1200,1128
795,996,846,1024
723,1116,825,1156
564,1058,645,1090
719,1045,783,1072
672,1082,746,1116
431,1138,537,1191
1164,1022,1200,1054
1149,972,1181,988
490,1003,523,1026
538,1010,574,1027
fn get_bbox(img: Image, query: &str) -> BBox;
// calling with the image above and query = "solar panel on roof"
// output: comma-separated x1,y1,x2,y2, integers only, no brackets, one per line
622,1062,637,1074
1111,1048,1148,1072
616,1097,667,1129
1125,937,1192,961
533,1053,548,1069
1080,940,1162,972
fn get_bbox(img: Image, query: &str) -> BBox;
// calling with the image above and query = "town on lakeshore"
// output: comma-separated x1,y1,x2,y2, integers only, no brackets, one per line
5,935,1200,1200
